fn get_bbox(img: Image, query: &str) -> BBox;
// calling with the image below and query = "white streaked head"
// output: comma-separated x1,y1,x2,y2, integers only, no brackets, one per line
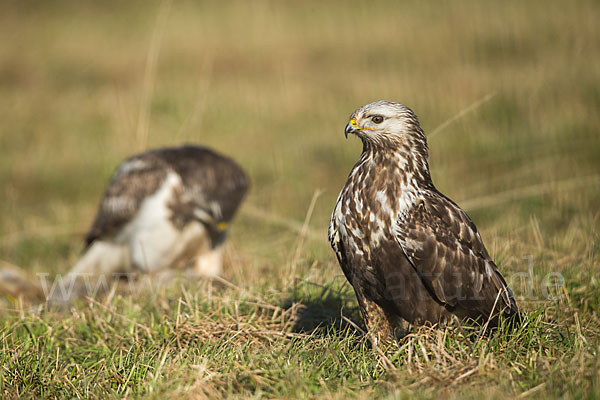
344,100,427,149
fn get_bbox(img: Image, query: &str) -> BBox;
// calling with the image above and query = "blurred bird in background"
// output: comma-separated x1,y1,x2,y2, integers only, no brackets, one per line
1,145,249,304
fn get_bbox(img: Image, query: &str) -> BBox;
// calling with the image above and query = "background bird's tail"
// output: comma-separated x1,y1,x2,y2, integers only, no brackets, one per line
0,264,46,304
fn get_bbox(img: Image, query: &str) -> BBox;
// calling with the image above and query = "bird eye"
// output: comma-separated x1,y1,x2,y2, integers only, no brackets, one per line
371,115,384,124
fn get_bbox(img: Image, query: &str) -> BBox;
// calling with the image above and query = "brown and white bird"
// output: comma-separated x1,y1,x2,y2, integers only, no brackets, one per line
329,101,519,343
51,145,249,303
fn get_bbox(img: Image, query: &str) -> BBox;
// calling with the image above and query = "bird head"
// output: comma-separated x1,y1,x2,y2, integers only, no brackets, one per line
344,101,427,150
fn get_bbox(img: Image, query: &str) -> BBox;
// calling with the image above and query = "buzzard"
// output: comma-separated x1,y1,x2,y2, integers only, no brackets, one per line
329,101,519,344
51,145,249,303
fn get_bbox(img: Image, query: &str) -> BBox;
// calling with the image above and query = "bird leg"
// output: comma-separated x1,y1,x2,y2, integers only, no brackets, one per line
357,294,397,347
189,244,224,278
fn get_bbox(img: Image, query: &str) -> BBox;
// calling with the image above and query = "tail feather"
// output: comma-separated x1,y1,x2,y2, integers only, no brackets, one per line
0,266,46,303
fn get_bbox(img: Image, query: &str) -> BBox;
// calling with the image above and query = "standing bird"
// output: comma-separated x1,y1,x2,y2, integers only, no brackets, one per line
329,101,519,344
50,145,249,303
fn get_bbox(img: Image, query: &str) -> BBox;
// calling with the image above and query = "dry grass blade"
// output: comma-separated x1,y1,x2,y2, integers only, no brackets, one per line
428,92,497,139
84,297,152,337
135,0,173,152
241,205,326,242
460,175,600,212
288,189,323,288
519,382,547,398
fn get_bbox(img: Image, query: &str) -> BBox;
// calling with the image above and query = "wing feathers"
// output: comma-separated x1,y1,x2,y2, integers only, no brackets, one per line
85,159,168,246
394,191,518,318
85,146,249,247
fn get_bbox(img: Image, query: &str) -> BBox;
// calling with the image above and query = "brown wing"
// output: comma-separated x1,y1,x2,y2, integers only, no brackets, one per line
85,156,169,247
394,190,518,322
155,145,250,247
155,145,249,224
86,145,249,248
328,212,351,282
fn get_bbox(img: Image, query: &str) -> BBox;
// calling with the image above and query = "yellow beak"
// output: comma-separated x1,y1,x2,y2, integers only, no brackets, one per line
344,118,375,138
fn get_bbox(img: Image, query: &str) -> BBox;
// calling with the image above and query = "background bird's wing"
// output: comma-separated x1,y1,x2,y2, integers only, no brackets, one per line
393,191,518,319
86,146,249,249
156,145,249,225
150,145,250,247
85,156,169,247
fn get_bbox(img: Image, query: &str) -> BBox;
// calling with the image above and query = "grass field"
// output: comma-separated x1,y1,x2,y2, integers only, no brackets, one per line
1,0,599,398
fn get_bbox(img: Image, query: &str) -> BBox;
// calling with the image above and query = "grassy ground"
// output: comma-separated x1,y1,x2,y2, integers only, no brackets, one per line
1,0,599,398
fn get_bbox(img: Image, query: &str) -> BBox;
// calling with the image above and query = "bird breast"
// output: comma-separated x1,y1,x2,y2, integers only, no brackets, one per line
334,155,419,250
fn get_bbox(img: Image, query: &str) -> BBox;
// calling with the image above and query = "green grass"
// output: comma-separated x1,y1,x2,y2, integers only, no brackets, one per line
1,0,600,398
2,279,598,399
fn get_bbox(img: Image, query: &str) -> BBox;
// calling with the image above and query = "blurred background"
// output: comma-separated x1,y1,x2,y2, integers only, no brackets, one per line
0,0,598,300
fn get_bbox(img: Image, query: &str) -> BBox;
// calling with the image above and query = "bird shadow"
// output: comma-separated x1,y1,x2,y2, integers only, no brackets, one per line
283,279,364,338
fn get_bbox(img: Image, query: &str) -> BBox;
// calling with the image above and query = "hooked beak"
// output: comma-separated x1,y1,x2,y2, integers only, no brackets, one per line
344,118,359,139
